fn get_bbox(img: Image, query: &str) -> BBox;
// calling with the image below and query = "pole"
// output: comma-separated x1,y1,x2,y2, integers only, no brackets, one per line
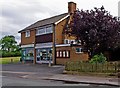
49,56,51,67
53,24,56,65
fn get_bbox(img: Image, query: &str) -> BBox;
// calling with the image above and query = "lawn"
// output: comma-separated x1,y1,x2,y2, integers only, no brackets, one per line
0,57,20,64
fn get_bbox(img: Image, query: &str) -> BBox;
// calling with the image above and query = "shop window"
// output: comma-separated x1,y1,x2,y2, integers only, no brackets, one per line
36,49,52,61
76,48,83,53
27,50,34,56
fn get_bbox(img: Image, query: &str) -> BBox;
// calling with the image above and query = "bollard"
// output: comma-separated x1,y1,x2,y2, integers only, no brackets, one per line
49,59,51,67
10,59,13,63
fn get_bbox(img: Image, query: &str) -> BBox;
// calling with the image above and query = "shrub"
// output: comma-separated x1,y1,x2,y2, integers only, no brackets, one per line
89,53,107,64
1,50,21,57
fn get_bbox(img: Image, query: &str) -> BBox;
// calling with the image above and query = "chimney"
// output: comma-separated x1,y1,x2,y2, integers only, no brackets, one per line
68,2,76,14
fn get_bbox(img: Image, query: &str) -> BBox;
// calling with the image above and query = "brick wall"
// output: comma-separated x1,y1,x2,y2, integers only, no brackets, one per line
21,29,35,45
56,46,89,65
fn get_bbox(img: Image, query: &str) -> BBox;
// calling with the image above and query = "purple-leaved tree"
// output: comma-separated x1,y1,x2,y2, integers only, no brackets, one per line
69,6,120,58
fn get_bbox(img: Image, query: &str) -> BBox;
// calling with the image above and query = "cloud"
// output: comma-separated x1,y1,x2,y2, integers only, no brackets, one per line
1,0,63,43
0,0,119,44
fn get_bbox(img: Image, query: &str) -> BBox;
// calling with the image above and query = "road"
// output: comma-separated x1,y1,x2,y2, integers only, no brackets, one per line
1,63,119,87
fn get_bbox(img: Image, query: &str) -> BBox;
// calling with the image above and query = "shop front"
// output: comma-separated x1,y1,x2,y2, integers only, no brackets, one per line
36,48,52,64
21,48,34,61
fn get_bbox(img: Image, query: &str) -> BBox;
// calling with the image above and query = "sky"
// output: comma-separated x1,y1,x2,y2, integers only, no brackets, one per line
1,0,120,44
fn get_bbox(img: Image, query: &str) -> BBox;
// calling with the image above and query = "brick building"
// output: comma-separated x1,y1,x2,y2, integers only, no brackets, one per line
18,2,89,65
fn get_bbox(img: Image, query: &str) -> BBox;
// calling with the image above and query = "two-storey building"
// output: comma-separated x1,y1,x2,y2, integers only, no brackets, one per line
18,2,89,65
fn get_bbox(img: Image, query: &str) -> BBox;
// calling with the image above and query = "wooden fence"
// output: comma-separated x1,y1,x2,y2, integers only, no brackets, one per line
65,61,120,73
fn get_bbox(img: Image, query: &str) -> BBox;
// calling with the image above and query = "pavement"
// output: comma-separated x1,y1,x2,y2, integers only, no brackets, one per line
1,63,120,87
19,71,120,87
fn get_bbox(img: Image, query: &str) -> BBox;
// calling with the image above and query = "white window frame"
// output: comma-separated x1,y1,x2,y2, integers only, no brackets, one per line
36,26,53,36
46,26,53,33
76,48,83,53
70,40,75,44
25,30,30,37
64,39,70,44
64,39,76,44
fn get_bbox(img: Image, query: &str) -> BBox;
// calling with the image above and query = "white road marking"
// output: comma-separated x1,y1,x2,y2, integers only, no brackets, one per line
1,71,36,74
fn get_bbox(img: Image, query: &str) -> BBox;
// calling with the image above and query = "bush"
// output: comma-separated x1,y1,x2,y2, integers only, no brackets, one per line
0,50,21,57
89,53,107,64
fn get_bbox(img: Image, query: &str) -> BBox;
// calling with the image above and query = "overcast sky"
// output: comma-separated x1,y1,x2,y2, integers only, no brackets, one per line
1,0,120,43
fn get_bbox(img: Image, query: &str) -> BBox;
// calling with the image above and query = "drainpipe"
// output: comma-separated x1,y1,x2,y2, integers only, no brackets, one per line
53,23,56,65
33,35,36,64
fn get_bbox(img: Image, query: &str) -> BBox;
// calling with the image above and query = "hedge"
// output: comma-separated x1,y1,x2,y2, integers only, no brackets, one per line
0,50,21,57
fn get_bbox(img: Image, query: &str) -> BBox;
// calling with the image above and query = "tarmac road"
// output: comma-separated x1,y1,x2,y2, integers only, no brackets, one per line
1,63,119,87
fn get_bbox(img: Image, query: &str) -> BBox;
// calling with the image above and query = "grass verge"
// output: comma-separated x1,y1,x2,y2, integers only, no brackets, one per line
0,57,20,64
63,70,118,78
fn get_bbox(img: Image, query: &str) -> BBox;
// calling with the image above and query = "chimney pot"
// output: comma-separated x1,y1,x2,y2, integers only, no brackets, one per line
68,2,76,14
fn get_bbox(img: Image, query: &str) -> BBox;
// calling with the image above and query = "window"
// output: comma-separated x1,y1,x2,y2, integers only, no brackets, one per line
36,29,39,35
63,51,66,57
56,51,59,57
64,39,69,44
76,48,83,53
70,40,75,44
66,51,69,57
64,39,76,44
60,51,62,57
56,50,70,58
46,26,52,33
39,28,46,35
36,26,53,35
25,31,30,37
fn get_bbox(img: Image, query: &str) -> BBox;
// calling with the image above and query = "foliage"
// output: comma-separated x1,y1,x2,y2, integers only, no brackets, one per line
0,35,21,57
89,53,107,63
0,35,18,52
0,50,21,57
69,6,120,57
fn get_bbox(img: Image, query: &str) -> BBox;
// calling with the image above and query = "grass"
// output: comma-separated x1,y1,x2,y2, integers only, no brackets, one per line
63,71,118,78
0,57,20,64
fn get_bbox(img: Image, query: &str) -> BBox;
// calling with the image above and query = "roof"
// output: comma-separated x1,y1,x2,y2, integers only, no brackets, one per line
18,13,68,33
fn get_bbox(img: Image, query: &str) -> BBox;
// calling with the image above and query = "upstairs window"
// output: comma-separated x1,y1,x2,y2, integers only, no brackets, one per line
25,31,30,37
64,39,69,44
64,39,76,44
36,26,53,35
46,26,52,33
76,48,83,53
39,28,46,35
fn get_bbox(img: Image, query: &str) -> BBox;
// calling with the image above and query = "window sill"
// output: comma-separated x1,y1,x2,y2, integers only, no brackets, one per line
76,52,83,54
25,36,30,38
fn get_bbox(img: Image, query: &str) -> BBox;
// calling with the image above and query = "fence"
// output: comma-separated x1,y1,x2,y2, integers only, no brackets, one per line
65,61,120,73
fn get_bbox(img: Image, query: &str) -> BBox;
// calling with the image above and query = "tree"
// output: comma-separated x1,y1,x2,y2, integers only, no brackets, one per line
0,35,21,57
69,6,120,58
0,35,17,52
